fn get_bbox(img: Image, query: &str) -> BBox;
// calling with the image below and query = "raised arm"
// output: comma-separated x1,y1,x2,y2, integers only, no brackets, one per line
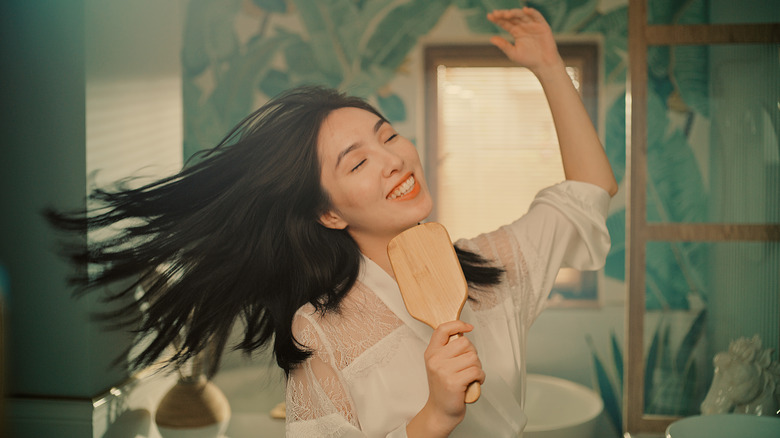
488,7,618,197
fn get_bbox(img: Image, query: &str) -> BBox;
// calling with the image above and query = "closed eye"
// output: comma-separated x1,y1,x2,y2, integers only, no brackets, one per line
385,134,398,143
351,159,366,172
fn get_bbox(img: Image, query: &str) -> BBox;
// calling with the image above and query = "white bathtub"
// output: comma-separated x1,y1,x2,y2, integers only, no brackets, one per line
139,368,603,437
524,374,604,438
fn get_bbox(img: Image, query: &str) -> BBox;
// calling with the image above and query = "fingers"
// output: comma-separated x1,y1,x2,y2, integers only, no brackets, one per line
489,35,515,58
487,7,547,33
487,7,543,25
423,321,485,419
430,320,473,347
426,321,484,383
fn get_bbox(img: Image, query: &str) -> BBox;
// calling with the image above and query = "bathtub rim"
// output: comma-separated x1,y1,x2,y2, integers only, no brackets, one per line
524,373,604,433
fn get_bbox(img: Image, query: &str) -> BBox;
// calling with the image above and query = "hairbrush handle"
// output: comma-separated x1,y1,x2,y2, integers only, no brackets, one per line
449,333,481,403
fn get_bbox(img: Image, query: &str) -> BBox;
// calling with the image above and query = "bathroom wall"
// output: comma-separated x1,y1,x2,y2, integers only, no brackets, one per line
1,0,776,436
180,0,631,385
0,0,184,436
180,0,777,435
180,2,630,436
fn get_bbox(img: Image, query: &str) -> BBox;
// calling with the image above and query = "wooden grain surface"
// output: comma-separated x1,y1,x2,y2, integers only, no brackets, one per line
387,222,480,403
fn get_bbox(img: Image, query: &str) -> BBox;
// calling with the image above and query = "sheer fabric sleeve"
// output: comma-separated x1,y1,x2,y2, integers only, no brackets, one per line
286,310,364,437
462,180,611,325
512,180,610,323
285,309,410,438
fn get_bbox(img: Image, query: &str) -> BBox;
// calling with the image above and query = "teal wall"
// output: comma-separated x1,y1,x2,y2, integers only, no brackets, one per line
0,0,127,398
0,0,183,436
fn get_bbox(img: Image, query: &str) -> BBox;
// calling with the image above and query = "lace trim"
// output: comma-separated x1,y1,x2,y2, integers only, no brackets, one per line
286,369,360,427
306,283,403,371
342,325,411,381
285,412,361,438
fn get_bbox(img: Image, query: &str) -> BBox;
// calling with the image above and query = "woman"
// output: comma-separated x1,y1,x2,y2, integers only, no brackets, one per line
285,8,616,437
49,7,616,438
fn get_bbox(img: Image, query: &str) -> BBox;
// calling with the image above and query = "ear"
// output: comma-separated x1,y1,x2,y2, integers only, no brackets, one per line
318,209,348,230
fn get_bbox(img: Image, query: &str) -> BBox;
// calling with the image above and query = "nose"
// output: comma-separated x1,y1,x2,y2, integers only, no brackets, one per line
380,144,404,178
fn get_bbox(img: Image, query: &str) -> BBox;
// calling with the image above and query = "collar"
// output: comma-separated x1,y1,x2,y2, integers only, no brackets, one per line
358,254,435,343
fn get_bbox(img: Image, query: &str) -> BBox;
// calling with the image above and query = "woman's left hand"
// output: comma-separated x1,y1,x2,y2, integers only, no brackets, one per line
487,7,562,73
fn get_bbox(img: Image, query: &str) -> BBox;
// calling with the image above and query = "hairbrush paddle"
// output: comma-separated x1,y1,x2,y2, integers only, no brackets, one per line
387,222,480,403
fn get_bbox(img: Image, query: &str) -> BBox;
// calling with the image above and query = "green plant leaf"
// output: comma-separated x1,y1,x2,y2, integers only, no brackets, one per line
681,358,699,415
587,335,622,433
643,87,708,309
183,80,226,161
341,66,396,98
672,44,709,117
559,0,599,32
258,69,291,97
604,209,625,281
660,323,672,371
645,242,691,310
646,0,687,25
581,7,627,84
208,33,291,132
455,0,521,34
644,319,661,409
527,0,569,32
611,330,624,390
669,0,709,117
675,309,706,375
360,0,450,72
182,0,243,77
252,0,286,13
648,46,670,79
291,0,358,83
605,94,626,185
378,93,407,123
281,30,341,88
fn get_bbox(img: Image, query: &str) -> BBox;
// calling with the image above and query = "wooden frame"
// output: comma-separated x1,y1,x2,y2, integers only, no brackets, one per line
423,42,599,218
625,1,780,434
423,43,601,308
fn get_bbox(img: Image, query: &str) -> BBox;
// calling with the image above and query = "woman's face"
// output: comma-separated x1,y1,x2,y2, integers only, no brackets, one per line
317,107,433,244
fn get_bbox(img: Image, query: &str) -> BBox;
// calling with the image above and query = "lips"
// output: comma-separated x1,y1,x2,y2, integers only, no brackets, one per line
387,174,419,200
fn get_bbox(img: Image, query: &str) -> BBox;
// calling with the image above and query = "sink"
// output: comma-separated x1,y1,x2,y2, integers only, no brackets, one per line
665,414,780,438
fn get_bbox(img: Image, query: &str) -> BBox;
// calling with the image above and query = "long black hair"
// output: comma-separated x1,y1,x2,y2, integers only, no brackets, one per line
47,86,503,376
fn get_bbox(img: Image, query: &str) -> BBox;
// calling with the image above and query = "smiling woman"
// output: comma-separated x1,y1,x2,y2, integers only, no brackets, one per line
47,7,615,438
317,107,434,272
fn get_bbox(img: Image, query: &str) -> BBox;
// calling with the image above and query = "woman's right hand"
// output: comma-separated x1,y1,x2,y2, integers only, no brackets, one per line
406,320,485,437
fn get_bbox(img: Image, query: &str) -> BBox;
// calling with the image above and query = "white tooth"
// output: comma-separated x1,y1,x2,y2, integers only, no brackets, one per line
388,176,415,200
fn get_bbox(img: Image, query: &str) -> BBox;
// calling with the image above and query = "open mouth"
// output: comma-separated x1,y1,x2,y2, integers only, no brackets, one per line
387,174,417,200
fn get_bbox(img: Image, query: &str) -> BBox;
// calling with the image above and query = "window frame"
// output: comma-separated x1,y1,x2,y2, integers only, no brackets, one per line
423,42,601,308
423,42,599,220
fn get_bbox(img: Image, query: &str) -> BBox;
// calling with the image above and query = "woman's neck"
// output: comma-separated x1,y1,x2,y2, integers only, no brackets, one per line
349,231,396,278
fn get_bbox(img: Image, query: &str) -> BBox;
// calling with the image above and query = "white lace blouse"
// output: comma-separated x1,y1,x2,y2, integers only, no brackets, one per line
285,181,611,437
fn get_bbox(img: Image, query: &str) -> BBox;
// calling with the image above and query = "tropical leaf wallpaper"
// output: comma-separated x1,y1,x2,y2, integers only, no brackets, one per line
182,0,710,312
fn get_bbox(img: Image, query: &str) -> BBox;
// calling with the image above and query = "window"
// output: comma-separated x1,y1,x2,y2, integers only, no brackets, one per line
424,43,599,306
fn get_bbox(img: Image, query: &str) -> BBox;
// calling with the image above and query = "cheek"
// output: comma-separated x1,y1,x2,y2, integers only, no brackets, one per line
401,141,422,161
343,178,379,206
325,175,378,213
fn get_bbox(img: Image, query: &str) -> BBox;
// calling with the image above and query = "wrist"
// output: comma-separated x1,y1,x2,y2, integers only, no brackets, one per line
529,55,566,80
406,402,460,438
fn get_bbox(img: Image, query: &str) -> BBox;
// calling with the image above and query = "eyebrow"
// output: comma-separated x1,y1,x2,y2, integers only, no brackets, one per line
335,118,387,169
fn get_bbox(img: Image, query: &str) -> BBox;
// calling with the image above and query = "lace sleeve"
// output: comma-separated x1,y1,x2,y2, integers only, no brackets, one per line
285,309,365,437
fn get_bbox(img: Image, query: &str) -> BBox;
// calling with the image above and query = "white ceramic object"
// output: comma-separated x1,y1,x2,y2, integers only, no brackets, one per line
700,335,780,416
156,422,228,438
523,374,604,438
665,414,780,438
